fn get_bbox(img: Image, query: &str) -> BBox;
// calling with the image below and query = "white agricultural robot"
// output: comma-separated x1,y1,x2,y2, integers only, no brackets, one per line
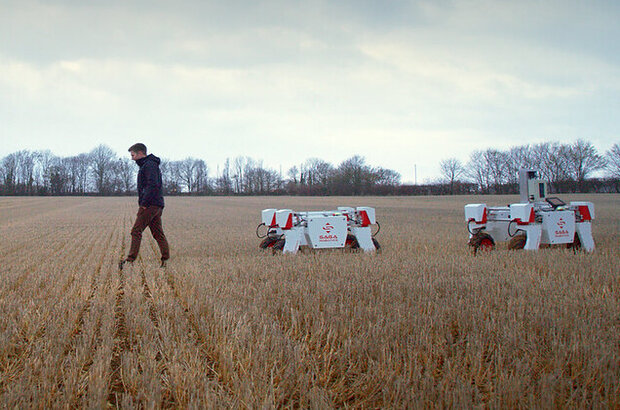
257,207,380,254
465,169,595,254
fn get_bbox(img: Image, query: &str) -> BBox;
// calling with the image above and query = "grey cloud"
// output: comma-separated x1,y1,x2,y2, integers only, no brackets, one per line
1,0,618,180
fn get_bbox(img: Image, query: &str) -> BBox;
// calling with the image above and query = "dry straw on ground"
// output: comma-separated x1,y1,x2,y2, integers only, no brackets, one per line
0,195,618,408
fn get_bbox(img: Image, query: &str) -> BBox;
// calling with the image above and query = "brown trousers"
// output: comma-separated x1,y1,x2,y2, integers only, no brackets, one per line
127,206,170,262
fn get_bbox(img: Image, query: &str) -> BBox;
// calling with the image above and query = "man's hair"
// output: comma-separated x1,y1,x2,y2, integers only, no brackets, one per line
128,143,147,154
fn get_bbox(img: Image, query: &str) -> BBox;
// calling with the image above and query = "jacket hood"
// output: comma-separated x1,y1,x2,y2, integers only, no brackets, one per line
137,154,161,166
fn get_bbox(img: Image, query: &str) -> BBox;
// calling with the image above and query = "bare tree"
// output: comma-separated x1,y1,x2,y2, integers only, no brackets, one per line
466,150,490,193
530,142,553,182
264,168,282,193
1,153,18,191
74,153,92,193
194,159,210,193
232,156,246,194
565,139,606,191
177,158,197,193
170,158,210,194
48,159,69,195
241,157,257,194
18,150,38,193
374,167,401,188
253,160,267,194
0,150,39,194
35,150,56,193
505,145,533,185
90,145,116,194
214,158,233,194
335,156,371,195
0,160,5,192
483,149,509,191
530,142,571,191
287,165,299,185
62,156,77,194
161,159,182,194
439,158,465,194
303,158,334,187
606,143,620,179
116,158,136,194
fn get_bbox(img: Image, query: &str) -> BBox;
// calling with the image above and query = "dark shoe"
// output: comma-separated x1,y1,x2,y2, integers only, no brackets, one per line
160,260,167,268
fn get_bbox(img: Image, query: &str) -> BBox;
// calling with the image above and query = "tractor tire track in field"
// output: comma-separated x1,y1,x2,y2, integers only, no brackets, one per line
63,226,117,350
145,240,223,387
161,269,222,384
144,240,326,407
262,298,385,407
154,259,239,406
0,226,103,396
53,222,120,402
145,237,237,404
137,259,177,408
69,221,126,408
107,238,131,407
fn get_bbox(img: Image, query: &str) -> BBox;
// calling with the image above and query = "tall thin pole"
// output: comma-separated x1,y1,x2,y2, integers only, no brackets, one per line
415,164,417,185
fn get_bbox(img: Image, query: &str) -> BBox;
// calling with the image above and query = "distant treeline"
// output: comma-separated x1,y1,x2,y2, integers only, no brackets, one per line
1,140,619,196
0,146,400,196
435,140,620,195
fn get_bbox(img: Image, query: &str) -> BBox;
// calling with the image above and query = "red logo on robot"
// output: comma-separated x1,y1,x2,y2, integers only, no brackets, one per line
319,222,338,242
555,217,570,238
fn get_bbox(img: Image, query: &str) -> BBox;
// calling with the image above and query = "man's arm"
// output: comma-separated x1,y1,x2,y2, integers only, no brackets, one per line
141,162,158,207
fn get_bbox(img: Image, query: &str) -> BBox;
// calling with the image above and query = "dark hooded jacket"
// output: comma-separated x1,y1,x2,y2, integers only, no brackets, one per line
136,154,165,208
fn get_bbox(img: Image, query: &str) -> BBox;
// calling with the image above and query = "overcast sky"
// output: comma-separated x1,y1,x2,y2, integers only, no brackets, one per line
1,0,618,183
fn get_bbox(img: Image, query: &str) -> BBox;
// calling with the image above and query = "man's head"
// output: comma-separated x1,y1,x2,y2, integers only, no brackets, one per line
128,143,147,161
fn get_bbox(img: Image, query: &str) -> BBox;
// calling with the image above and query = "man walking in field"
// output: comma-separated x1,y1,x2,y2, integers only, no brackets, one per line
120,143,170,269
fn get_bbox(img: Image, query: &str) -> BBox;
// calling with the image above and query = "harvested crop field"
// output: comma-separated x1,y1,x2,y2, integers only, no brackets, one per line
0,195,618,408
